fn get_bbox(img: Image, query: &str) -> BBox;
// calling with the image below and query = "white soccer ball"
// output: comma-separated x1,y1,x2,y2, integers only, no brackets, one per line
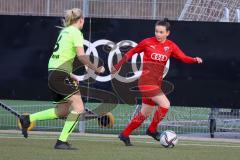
160,130,178,148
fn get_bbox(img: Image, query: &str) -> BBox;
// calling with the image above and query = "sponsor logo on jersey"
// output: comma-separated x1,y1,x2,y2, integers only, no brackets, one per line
51,54,59,59
164,46,170,52
151,53,168,62
150,45,156,49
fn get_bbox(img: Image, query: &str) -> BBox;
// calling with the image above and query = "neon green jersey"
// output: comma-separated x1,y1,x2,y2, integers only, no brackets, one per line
48,26,84,73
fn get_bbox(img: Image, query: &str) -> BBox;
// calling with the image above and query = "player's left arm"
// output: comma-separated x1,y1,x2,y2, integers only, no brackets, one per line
172,43,203,64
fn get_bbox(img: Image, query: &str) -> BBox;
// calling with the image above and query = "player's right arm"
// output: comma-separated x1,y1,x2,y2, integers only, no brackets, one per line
76,47,104,73
73,30,104,74
111,40,146,74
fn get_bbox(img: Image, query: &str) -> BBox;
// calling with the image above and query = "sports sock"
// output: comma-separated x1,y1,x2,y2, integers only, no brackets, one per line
30,108,58,122
148,107,168,133
59,111,80,142
122,112,146,137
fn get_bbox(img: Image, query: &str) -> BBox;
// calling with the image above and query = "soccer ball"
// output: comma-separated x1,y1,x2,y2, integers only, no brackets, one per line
160,130,178,148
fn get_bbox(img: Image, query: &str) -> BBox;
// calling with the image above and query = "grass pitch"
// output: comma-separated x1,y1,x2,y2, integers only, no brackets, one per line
0,133,240,160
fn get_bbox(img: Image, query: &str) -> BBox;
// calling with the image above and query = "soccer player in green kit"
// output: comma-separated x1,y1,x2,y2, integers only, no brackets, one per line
19,8,105,150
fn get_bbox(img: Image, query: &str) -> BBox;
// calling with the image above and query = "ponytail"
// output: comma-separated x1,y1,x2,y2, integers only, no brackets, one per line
63,8,83,27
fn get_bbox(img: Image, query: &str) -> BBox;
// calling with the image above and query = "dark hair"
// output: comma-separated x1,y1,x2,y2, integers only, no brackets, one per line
155,18,171,31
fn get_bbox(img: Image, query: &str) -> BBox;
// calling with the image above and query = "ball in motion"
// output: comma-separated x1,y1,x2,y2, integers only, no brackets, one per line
160,130,178,148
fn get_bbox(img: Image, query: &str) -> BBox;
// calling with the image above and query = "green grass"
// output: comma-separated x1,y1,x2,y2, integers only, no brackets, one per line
0,133,240,160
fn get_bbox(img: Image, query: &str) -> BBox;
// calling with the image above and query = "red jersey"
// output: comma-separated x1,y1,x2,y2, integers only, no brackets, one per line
114,37,198,97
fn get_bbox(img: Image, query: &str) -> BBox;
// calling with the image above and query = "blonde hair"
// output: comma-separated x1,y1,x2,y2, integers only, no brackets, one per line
63,8,83,27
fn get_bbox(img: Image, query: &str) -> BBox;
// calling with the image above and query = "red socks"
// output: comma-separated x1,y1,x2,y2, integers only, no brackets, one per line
122,107,169,137
148,107,168,133
122,112,146,137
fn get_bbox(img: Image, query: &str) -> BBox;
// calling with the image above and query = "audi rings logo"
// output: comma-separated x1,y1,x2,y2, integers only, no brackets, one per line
76,39,170,83
151,53,168,62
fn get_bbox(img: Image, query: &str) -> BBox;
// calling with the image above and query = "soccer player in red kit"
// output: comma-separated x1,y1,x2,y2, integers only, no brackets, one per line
111,19,203,146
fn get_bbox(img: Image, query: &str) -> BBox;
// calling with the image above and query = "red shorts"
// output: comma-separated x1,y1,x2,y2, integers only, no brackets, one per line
138,85,161,97
138,73,163,106
139,85,161,106
142,97,156,106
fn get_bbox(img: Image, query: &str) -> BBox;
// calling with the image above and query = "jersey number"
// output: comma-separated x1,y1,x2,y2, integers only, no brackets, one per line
53,35,62,52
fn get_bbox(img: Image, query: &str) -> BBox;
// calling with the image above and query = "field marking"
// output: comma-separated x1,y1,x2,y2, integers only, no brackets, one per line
1,135,240,148
1,130,240,143
178,143,240,148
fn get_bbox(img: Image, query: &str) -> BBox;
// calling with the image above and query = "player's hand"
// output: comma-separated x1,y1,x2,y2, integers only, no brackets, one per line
96,66,105,73
110,66,118,74
195,57,203,64
70,73,79,85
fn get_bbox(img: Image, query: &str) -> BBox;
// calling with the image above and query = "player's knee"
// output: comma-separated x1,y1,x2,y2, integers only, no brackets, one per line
56,103,70,118
157,99,170,108
73,106,84,114
57,110,69,118
141,111,151,118
161,101,170,109
140,108,153,117
165,100,170,108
